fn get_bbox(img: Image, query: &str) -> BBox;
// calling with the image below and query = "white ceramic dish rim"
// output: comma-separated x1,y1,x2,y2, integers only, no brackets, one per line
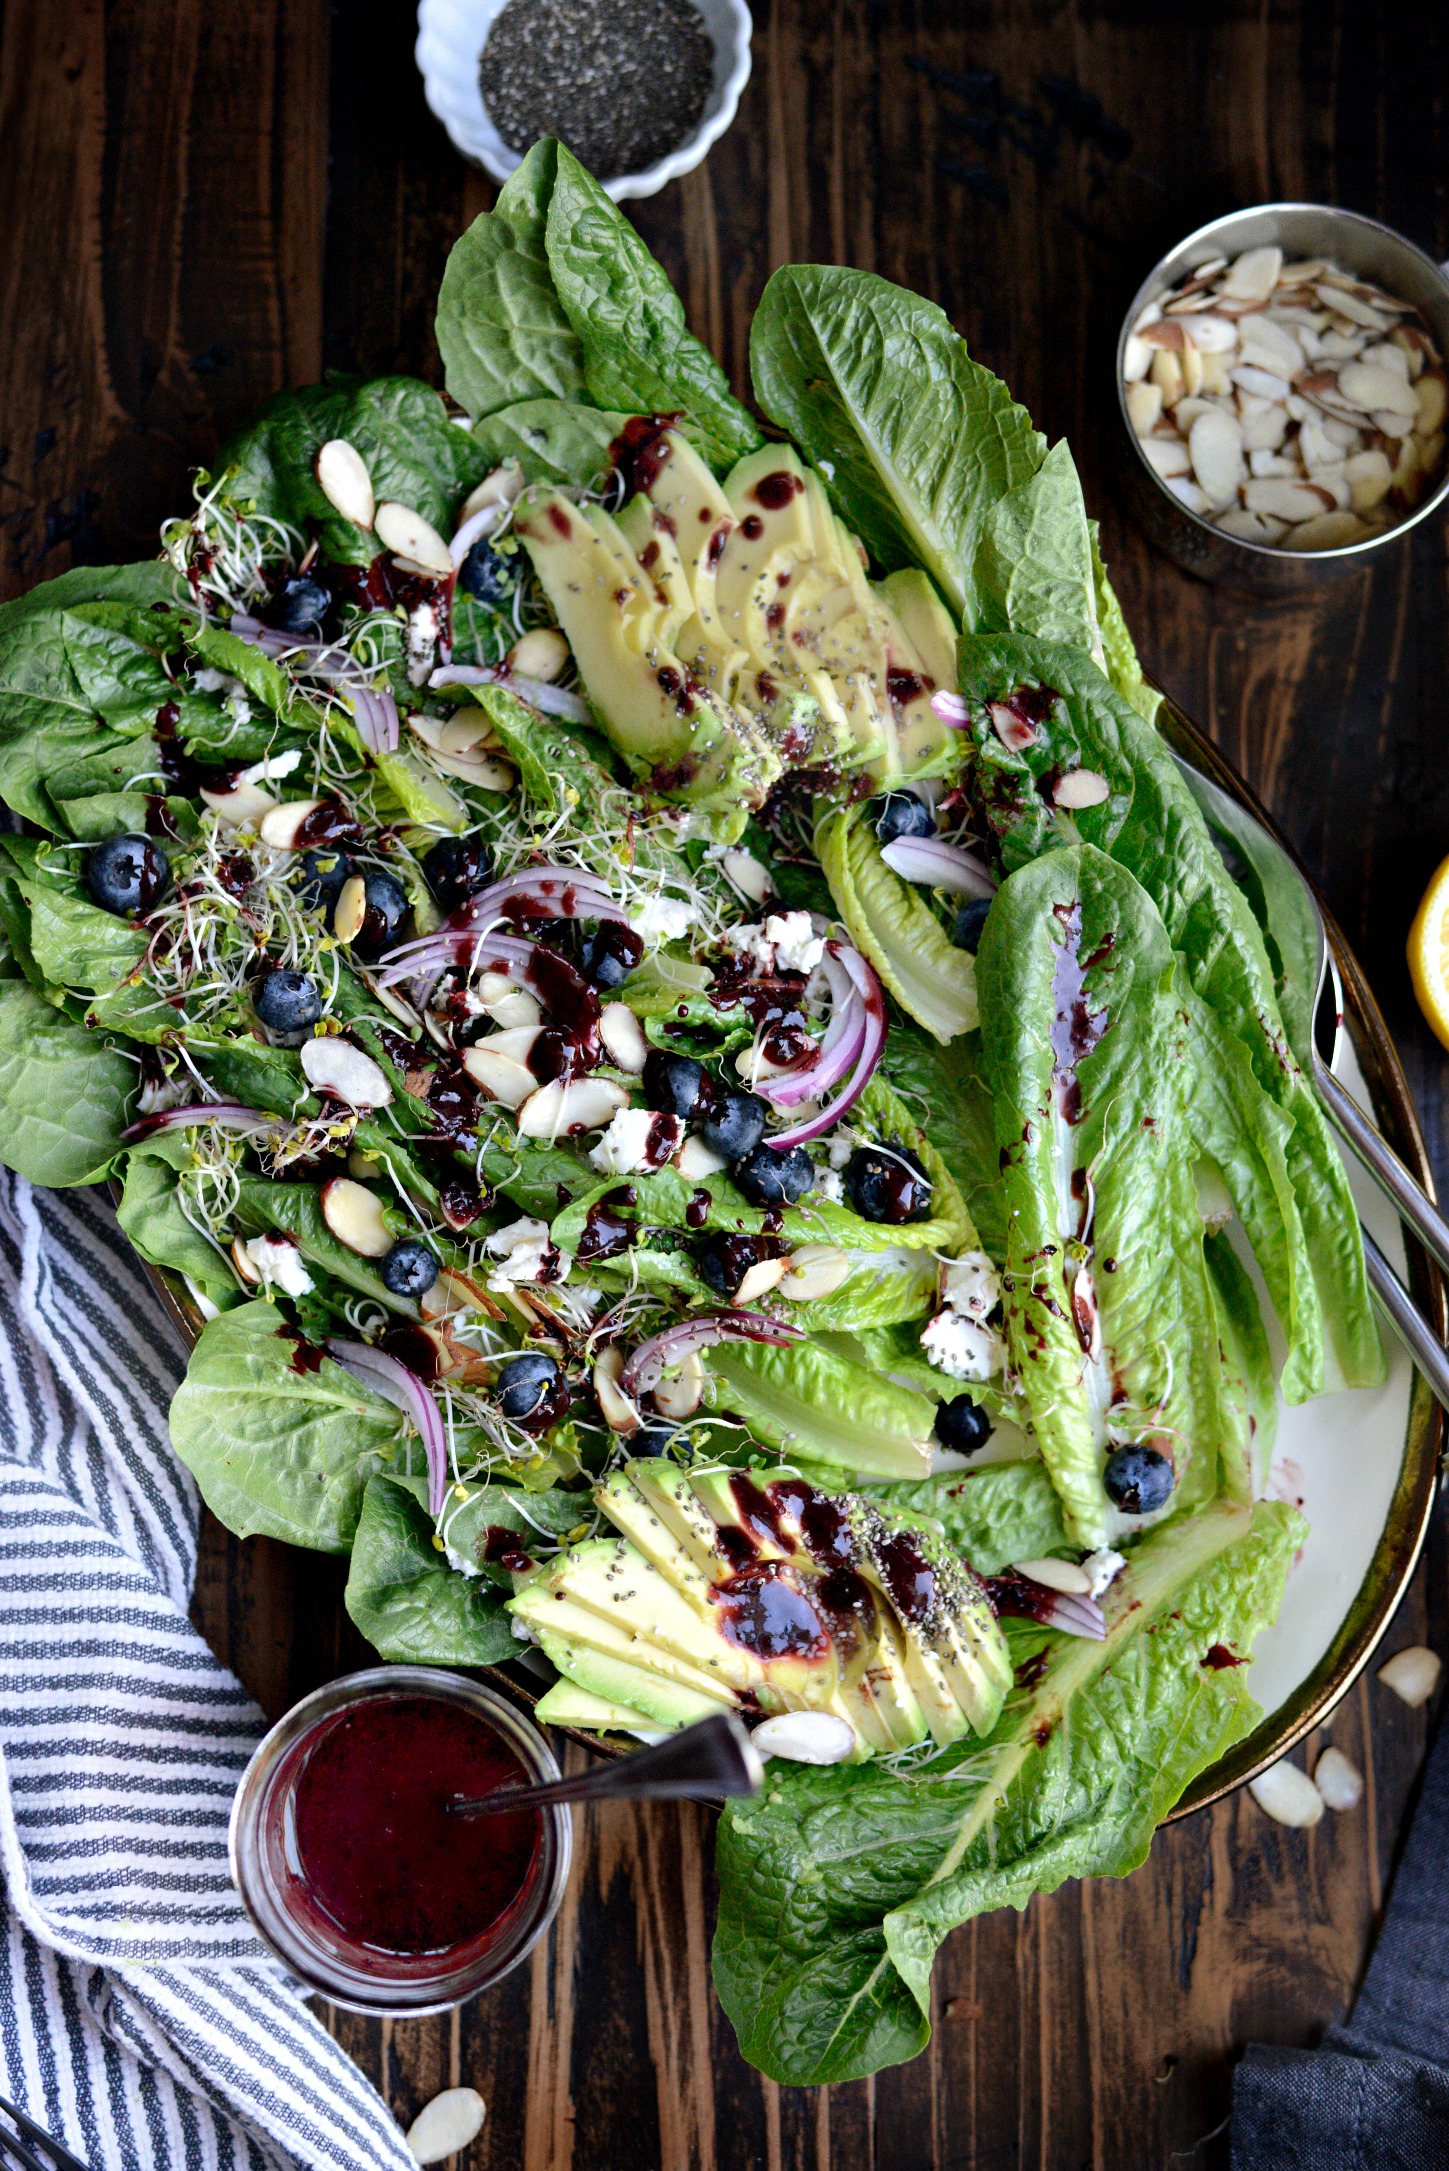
415,0,753,200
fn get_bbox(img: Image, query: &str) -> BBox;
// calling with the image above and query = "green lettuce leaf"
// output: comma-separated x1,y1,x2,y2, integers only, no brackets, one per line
1090,529,1160,724
869,1460,1068,1574
344,1475,518,1666
115,1133,244,1308
471,397,630,491
956,632,1381,1397
221,376,488,569
708,1337,936,1481
977,844,1230,1544
713,1496,1303,2085
879,1020,1005,1260
436,142,589,419
975,439,1100,659
0,967,136,1185
167,1302,405,1551
1204,1228,1277,1501
816,803,977,1044
749,265,1047,626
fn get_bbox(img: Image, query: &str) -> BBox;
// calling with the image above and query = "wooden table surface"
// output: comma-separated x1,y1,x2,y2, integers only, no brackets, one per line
6,1,1449,2163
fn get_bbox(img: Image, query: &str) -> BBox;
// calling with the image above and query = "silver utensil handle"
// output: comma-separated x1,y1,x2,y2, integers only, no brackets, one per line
1362,1230,1449,1412
1314,1054,1449,1284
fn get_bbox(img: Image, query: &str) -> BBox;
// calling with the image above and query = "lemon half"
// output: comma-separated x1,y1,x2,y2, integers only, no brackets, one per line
1408,853,1449,1051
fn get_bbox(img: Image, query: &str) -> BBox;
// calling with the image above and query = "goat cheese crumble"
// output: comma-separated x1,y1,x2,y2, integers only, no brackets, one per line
632,896,694,946
589,1106,683,1175
921,1309,1002,1381
243,1235,314,1298
483,1216,570,1289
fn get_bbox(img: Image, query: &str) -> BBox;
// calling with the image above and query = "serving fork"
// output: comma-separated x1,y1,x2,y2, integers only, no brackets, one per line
1168,744,1449,1409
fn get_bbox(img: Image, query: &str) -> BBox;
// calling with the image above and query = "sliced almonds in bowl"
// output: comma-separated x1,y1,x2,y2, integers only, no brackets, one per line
1124,245,1447,552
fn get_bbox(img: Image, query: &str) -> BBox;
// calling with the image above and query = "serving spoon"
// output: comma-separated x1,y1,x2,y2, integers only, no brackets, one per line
447,1711,764,1818
1169,749,1449,1408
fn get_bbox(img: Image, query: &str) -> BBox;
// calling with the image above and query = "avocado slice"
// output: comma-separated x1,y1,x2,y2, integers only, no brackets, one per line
533,1679,657,1732
513,492,781,818
510,1584,738,1703
532,1634,732,1729
875,568,958,685
620,1459,742,1579
595,1468,723,1606
850,1503,1012,1740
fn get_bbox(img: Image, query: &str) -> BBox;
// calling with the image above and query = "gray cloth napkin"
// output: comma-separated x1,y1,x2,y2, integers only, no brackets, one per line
0,1174,416,2171
1232,1703,1449,2168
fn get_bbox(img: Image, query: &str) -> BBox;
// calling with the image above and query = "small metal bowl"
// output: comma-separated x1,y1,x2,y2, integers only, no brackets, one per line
1117,202,1449,594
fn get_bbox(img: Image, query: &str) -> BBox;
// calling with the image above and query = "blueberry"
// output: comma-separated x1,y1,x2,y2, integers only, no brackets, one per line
497,1351,561,1422
1103,1444,1175,1515
699,1088,768,1163
457,538,514,607
253,969,323,1033
86,834,170,917
631,1421,681,1458
846,1143,934,1224
933,1395,992,1457
352,870,410,960
733,1142,814,1208
297,849,356,913
871,792,935,844
423,834,494,916
642,1050,706,1121
268,574,331,636
951,898,991,953
380,1239,439,1299
578,921,645,990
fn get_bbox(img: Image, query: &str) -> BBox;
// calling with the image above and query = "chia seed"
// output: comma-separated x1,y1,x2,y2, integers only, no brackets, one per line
480,0,715,180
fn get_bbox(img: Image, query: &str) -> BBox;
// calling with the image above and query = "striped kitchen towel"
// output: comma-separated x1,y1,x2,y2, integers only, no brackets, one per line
0,1173,416,2171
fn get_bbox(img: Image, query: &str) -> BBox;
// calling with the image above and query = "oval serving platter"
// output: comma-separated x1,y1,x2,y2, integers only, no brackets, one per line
122,692,1445,1806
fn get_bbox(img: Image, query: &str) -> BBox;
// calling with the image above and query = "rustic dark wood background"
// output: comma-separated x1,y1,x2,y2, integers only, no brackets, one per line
5,1,1449,2163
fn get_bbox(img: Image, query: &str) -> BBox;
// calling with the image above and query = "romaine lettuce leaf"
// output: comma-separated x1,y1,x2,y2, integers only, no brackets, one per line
977,843,1230,1544
880,1020,1005,1259
345,1474,519,1666
975,439,1100,661
749,265,1047,627
956,632,1382,1397
713,1496,1303,2084
1204,1228,1277,1501
816,802,977,1044
867,1459,1068,1574
436,141,590,419
471,397,630,491
708,1337,936,1481
1090,528,1160,724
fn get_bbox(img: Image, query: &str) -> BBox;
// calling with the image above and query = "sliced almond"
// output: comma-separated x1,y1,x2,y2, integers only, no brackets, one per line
459,461,524,520
599,1002,647,1072
1185,314,1237,355
1392,432,1424,497
315,439,376,530
653,1346,706,1418
1231,364,1293,403
677,1136,728,1180
1237,315,1304,377
1278,259,1327,285
507,628,570,682
1391,324,1431,378
777,1244,852,1302
461,1045,536,1107
319,1177,393,1258
1214,507,1288,545
375,501,453,578
1131,300,1163,335
1165,477,1210,515
1172,396,1219,432
1314,283,1390,332
734,1256,788,1305
1374,408,1416,440
300,1034,392,1110
420,1268,501,1323
1221,246,1282,302
1122,333,1152,382
1140,436,1192,480
1179,341,1203,399
1414,370,1447,437
1140,318,1188,352
1284,511,1367,551
481,986,542,1029
333,873,367,944
1360,340,1411,383
1378,1644,1441,1707
1198,351,1232,396
231,1234,262,1285
431,745,519,790
516,1076,630,1139
1344,448,1393,510
1013,1556,1094,1596
1338,361,1419,417
1249,1758,1324,1828
1249,449,1297,478
406,2087,487,2165
1188,408,1246,508
258,798,332,850
593,1344,640,1433
1053,767,1111,809
1149,349,1185,406
1125,381,1163,437
1313,1745,1363,1812
200,780,277,829
1242,477,1337,521
437,712,500,756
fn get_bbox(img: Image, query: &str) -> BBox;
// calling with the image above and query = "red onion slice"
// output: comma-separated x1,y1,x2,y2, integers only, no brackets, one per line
428,662,591,722
766,946,887,1150
121,1101,279,1144
229,613,366,688
325,1337,449,1518
987,1574,1106,1640
378,867,625,987
930,690,973,728
621,1310,805,1398
879,836,996,898
350,684,401,755
758,946,864,1111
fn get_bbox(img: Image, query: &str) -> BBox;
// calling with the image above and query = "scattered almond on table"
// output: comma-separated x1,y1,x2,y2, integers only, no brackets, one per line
1124,245,1447,550
1378,1645,1442,1707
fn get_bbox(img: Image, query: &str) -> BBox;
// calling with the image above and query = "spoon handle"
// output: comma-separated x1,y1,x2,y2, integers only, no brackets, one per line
1315,1055,1449,1286
450,1711,764,1818
1361,1230,1449,1415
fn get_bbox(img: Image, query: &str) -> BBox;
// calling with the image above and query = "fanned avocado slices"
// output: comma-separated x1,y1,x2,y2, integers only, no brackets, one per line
511,1460,1012,1757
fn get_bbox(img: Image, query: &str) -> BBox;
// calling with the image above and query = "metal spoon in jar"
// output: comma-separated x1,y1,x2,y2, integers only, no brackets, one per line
447,1711,764,1818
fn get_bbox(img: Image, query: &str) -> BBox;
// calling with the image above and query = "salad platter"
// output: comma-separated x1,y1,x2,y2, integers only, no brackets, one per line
0,137,1437,2085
